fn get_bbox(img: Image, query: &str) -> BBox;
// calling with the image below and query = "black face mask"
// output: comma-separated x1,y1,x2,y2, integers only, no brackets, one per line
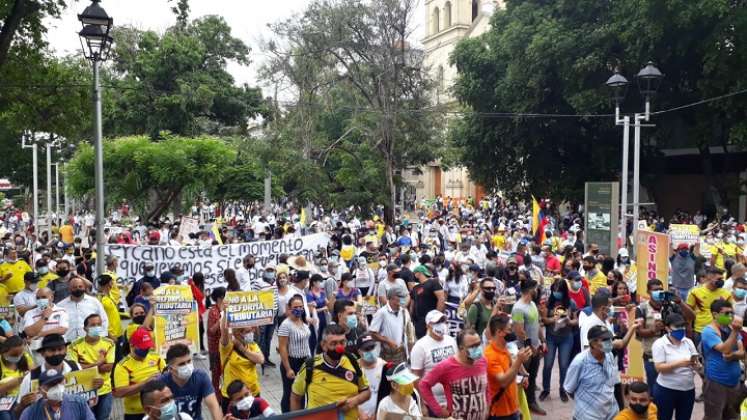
45,354,65,366
133,315,146,325
483,291,495,300
714,279,725,288
57,269,69,277
71,289,85,298
630,403,649,415
504,332,517,343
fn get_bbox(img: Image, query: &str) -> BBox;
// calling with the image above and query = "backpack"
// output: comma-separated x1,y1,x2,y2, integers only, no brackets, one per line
304,352,362,397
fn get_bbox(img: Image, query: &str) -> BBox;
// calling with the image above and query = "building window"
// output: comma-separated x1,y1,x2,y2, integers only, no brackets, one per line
444,2,452,28
472,0,479,21
432,7,440,34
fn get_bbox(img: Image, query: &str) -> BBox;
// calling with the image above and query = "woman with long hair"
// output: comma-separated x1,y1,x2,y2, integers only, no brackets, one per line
224,268,240,292
540,277,578,403
277,295,311,413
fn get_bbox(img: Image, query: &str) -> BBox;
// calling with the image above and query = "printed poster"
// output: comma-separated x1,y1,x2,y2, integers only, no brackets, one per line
153,285,200,358
669,224,700,248
0,290,10,319
444,302,465,338
225,289,278,328
359,296,379,316
635,230,670,300
29,367,100,405
177,216,200,242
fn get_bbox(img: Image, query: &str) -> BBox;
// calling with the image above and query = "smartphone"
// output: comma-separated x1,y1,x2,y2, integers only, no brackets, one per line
524,338,532,348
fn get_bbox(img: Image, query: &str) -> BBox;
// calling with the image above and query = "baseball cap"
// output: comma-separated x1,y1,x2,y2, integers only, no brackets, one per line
413,265,432,277
386,362,418,385
148,231,160,241
39,334,67,351
357,334,378,351
39,368,65,387
587,325,613,341
425,310,446,325
130,327,154,351
676,243,689,251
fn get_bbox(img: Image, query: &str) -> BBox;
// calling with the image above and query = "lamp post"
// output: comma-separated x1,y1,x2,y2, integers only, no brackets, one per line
78,0,113,276
606,61,664,253
21,131,39,236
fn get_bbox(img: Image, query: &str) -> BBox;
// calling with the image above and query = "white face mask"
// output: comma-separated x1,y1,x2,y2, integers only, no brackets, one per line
176,362,194,380
45,383,65,401
236,395,254,411
432,322,447,337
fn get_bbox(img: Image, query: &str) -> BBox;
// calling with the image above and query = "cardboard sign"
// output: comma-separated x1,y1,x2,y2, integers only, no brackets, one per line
635,230,671,300
30,367,100,404
153,285,200,358
225,289,278,328
669,224,700,247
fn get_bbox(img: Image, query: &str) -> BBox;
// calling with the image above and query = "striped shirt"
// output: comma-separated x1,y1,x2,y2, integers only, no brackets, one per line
563,350,619,420
277,318,311,359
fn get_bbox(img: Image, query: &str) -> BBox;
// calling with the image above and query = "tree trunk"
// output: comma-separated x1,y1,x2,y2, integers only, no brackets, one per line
0,0,37,69
385,154,395,225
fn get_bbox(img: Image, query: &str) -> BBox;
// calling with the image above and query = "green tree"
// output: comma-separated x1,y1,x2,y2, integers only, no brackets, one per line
450,0,747,205
0,0,68,68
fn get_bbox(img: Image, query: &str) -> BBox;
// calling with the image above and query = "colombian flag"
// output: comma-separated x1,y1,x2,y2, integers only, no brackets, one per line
532,195,548,244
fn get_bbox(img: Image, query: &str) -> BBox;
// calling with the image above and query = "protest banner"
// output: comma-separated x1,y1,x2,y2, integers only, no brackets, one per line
635,230,670,300
360,295,379,316
153,285,200,358
444,301,465,337
29,367,100,405
0,291,11,320
177,216,200,242
669,224,700,247
265,403,338,419
225,289,278,328
620,307,645,384
104,232,330,289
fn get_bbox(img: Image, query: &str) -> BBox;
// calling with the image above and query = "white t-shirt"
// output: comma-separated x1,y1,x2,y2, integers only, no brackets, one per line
652,335,698,391
410,334,458,405
360,358,386,417
376,394,422,419
22,306,69,351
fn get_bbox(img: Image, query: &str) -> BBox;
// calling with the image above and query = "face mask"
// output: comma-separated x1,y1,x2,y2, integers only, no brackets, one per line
630,403,649,415
467,346,483,360
236,395,254,411
717,313,732,327
291,308,304,318
678,250,689,257
669,328,686,341
134,348,150,358
38,267,48,275
57,269,69,277
735,289,747,300
243,332,255,344
552,291,563,300
601,339,613,353
432,323,447,337
37,298,49,310
29,283,38,292
651,290,663,302
571,281,582,291
71,289,85,298
503,332,517,343
714,279,725,289
3,354,22,364
158,400,177,420
379,261,387,268
45,354,66,366
146,270,155,277
87,326,103,338
362,347,380,363
326,344,344,361
344,280,354,288
176,362,194,380
346,314,358,329
399,297,408,307
483,291,495,300
263,272,276,281
45,383,65,402
396,382,415,396
133,315,146,325
620,257,629,264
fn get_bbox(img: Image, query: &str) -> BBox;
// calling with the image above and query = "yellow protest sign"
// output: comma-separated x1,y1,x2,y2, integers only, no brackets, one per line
359,295,379,316
635,230,671,300
669,224,700,248
30,367,100,404
0,289,11,319
153,285,200,358
225,289,278,328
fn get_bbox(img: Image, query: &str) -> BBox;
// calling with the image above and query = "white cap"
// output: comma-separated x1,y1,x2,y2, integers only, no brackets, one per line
618,248,629,257
425,310,446,325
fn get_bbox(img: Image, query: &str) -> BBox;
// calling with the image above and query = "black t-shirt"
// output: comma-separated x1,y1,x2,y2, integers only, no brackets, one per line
399,266,416,285
411,278,443,325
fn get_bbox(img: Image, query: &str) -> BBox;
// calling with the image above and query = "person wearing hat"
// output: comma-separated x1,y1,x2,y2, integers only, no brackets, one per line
410,309,458,410
18,367,95,420
410,265,445,339
651,313,699,420
376,362,422,418
670,243,698,301
13,272,40,317
35,259,58,289
370,287,412,365
686,265,732,345
16,333,83,415
113,327,166,420
68,313,115,420
357,334,386,420
564,325,623,420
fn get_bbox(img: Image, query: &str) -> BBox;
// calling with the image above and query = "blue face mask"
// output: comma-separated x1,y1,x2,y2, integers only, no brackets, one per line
678,250,689,257
362,347,379,363
134,348,150,358
552,291,563,300
601,339,613,353
669,328,686,341
346,314,358,329
651,290,663,302
291,308,305,318
735,289,747,300
467,346,483,360
399,297,408,307
158,400,177,420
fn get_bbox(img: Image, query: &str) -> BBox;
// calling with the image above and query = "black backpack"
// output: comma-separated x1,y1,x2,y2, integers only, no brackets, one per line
303,352,362,396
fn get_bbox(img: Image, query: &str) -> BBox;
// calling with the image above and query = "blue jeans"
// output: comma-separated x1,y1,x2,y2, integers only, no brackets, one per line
643,357,658,396
0,409,13,420
675,287,690,301
93,393,113,420
542,333,573,392
654,385,695,420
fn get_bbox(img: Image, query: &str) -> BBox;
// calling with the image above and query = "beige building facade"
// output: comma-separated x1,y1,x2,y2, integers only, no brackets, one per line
403,0,502,205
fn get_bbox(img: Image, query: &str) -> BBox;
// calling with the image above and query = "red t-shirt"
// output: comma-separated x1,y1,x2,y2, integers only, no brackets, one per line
568,279,590,309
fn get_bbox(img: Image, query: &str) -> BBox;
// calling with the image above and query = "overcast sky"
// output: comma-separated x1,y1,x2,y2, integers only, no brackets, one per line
46,0,425,90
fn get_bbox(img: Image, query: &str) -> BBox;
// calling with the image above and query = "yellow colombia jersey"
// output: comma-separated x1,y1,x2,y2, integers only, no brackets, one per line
588,270,608,295
0,260,31,294
220,340,262,398
686,286,733,333
99,294,122,338
291,354,369,420
113,352,165,414
0,353,34,397
68,336,115,396
38,272,59,289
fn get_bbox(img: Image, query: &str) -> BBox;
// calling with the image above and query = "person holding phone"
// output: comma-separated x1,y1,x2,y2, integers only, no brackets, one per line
651,313,699,420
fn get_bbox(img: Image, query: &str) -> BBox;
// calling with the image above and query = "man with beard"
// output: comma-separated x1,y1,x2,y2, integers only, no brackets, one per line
500,256,520,292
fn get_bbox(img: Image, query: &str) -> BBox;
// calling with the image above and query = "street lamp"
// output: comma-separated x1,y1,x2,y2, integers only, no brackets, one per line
606,61,664,254
20,131,39,237
78,0,113,276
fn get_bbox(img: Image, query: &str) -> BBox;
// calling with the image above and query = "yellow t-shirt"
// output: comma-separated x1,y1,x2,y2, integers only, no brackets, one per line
38,272,59,289
125,323,140,342
59,225,74,244
588,270,608,295
492,234,506,251
103,271,122,308
710,243,726,270
99,294,122,338
340,245,356,262
0,261,31,294
291,355,369,420
68,337,115,395
220,340,261,398
686,285,733,332
722,243,738,260
0,353,34,397
113,353,165,414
